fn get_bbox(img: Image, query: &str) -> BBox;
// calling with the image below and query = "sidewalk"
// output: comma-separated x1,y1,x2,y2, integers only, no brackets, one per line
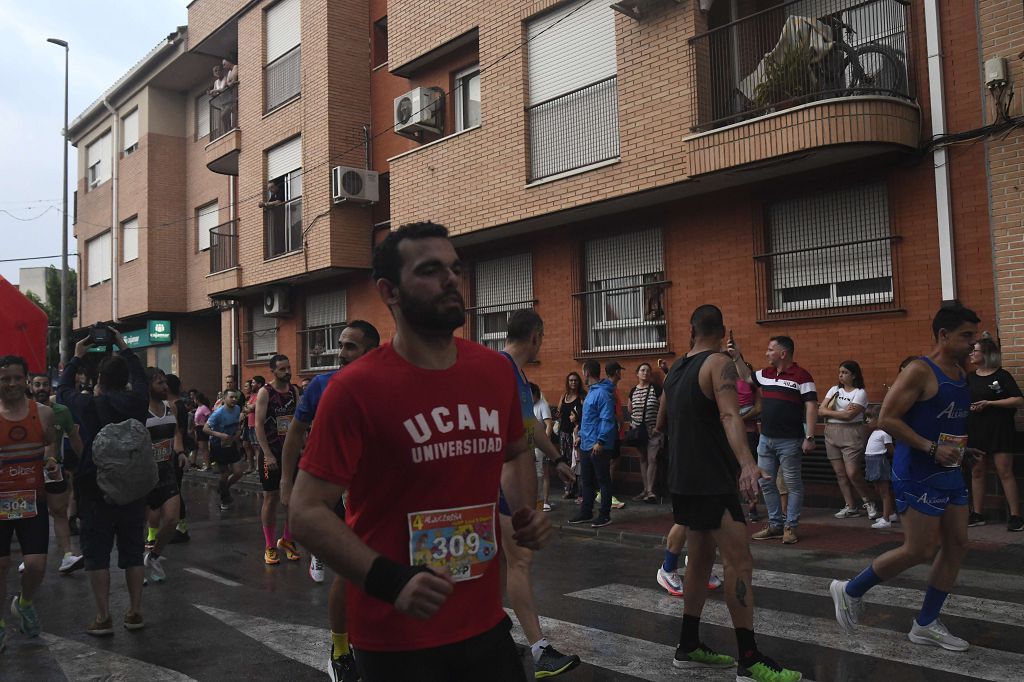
183,470,1024,567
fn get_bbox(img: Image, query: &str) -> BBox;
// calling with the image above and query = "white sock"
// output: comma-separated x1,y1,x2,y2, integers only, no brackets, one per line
531,638,550,662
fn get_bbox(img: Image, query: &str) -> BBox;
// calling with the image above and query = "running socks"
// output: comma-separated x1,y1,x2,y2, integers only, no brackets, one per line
663,550,680,573
147,527,159,543
845,565,882,598
331,631,350,659
263,525,276,548
530,638,550,662
679,614,701,652
916,585,949,627
736,628,758,666
282,523,293,542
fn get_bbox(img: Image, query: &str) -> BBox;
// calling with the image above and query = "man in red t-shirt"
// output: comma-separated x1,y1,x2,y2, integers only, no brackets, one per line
291,222,550,681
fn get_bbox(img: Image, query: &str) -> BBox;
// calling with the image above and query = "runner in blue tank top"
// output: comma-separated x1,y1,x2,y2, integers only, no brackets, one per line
830,303,982,652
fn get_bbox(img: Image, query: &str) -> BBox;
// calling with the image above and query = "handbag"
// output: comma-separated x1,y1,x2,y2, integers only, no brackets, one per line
624,386,654,448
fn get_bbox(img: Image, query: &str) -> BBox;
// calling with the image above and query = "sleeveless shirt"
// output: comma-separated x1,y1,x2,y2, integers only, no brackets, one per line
262,384,298,454
146,401,178,464
0,400,47,519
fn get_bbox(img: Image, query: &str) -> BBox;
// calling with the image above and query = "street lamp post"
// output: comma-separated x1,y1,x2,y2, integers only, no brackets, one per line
48,38,70,366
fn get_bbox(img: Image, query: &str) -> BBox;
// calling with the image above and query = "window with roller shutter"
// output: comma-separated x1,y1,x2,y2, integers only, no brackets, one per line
300,291,348,370
470,254,534,351
265,0,301,112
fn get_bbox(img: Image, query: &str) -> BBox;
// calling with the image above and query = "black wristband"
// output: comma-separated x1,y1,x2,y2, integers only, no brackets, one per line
364,555,432,604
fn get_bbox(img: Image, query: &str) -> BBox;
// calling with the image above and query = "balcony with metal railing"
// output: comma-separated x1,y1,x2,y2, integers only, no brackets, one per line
686,0,919,176
206,220,242,294
205,83,241,175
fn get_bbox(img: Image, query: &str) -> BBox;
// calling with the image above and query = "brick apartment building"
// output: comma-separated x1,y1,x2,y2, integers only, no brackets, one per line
69,0,1022,505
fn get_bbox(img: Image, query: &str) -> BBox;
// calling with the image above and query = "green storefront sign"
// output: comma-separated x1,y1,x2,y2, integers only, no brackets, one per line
88,320,172,352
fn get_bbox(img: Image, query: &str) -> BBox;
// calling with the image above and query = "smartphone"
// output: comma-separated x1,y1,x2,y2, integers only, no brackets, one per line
728,329,735,346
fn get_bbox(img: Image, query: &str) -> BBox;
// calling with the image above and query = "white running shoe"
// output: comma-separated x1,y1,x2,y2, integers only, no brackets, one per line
871,518,892,530
144,552,166,584
59,552,85,574
908,618,969,651
865,501,880,520
888,514,899,523
829,579,863,634
309,555,325,584
18,562,24,574
834,506,861,519
657,568,683,596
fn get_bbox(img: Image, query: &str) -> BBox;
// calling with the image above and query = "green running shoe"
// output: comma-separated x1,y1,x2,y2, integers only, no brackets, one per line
673,642,735,669
737,655,802,682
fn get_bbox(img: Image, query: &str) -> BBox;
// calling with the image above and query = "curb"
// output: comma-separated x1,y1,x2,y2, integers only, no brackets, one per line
556,523,669,547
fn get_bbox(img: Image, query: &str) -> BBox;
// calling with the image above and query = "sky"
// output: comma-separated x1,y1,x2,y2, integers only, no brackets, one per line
0,0,188,285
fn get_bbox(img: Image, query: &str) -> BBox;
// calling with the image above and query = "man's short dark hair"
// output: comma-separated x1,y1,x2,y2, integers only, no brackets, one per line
251,375,266,387
371,221,450,283
269,354,289,370
165,373,182,394
529,381,541,401
98,355,129,390
582,359,601,379
506,308,543,343
932,301,980,339
770,335,795,356
690,304,725,338
0,356,29,376
145,366,166,387
345,319,381,349
605,361,624,376
30,373,50,384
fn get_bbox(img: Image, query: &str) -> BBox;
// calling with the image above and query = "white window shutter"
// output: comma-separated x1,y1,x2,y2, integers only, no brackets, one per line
305,291,347,328
122,218,139,262
196,94,211,138
251,307,278,357
267,136,302,180
585,229,664,283
197,201,219,252
87,232,112,286
86,131,112,185
122,110,139,151
475,254,533,309
527,0,617,105
266,0,301,63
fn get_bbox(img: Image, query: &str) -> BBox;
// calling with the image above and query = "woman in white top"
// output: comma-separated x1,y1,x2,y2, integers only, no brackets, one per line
818,360,879,520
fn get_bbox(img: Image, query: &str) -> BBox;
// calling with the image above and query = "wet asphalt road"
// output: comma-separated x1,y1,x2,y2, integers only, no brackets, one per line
3,478,1022,681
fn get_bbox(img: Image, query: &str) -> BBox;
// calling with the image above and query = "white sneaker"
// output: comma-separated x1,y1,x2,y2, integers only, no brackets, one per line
865,501,880,520
888,513,899,523
908,618,969,652
657,568,683,596
835,506,861,519
59,552,85,574
871,518,892,530
18,562,24,574
829,579,864,634
309,555,325,584
144,552,166,583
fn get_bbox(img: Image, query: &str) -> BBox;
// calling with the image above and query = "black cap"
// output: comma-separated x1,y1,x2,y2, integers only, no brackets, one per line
605,361,624,375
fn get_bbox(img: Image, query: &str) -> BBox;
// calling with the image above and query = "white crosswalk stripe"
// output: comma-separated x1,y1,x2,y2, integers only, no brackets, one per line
41,633,198,681
567,583,1024,682
193,604,328,671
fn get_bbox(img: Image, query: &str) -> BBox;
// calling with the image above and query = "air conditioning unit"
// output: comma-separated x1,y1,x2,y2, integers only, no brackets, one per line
263,287,290,317
394,87,442,135
331,166,380,204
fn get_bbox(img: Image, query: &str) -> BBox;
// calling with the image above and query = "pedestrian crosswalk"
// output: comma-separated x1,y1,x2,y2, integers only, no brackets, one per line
13,557,1024,681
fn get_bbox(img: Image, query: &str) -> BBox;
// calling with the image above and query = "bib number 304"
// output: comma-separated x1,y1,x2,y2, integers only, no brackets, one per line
0,490,38,521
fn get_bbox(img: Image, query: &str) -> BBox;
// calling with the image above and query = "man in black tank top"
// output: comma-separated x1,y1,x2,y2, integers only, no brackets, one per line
658,305,800,682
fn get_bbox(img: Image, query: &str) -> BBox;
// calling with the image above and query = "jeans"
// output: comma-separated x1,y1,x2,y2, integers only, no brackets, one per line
757,435,805,529
580,448,612,519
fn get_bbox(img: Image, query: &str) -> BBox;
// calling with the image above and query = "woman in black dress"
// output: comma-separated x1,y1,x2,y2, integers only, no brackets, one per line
556,372,585,499
967,337,1024,531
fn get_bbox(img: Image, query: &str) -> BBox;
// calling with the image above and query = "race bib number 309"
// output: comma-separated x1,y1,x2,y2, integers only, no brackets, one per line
407,503,497,582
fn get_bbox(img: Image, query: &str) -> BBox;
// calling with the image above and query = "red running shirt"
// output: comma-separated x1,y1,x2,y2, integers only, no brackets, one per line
300,338,524,652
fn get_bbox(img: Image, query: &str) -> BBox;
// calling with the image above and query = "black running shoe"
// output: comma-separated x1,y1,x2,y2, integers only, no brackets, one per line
534,644,580,679
327,649,360,682
590,516,611,528
567,514,594,525
170,529,191,544
968,512,986,527
1008,516,1024,532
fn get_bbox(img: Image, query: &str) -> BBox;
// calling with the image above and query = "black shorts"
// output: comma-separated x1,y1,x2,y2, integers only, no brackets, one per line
77,485,145,571
353,616,525,682
0,498,50,558
147,461,180,510
672,493,745,531
212,443,242,466
259,449,282,492
196,429,210,443
45,472,70,495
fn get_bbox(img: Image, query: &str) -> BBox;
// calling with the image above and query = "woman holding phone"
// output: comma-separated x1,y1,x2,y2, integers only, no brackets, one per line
819,361,878,520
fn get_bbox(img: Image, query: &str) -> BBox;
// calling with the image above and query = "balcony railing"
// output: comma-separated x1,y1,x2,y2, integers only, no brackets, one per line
209,220,238,274
572,278,670,357
299,324,346,371
265,46,300,112
527,75,620,182
263,198,302,260
689,0,912,131
210,84,238,141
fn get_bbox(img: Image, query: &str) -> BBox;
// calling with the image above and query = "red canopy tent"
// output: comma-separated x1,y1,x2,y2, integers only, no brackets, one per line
0,275,49,374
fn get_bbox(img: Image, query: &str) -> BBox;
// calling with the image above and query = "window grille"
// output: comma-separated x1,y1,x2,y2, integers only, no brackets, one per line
575,228,668,354
470,253,534,351
265,0,301,112
301,291,348,370
248,307,278,360
754,182,900,321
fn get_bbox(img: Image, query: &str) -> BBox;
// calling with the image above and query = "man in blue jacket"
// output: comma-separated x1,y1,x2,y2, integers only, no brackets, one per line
569,360,620,527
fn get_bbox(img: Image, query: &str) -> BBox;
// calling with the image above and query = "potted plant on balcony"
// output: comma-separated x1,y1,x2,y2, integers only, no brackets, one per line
752,44,818,112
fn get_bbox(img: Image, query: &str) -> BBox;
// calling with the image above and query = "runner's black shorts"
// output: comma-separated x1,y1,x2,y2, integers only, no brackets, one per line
45,471,70,495
147,461,180,510
0,499,50,557
212,442,242,466
258,448,293,492
672,493,745,531
353,616,525,682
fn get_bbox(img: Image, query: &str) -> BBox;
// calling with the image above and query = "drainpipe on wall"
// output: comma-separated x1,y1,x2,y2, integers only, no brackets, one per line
228,175,238,379
102,98,122,322
924,0,956,302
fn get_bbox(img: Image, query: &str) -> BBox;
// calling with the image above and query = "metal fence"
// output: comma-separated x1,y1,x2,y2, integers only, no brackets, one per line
210,84,238,141
572,278,670,356
466,302,536,352
209,220,238,274
263,198,302,259
298,324,347,371
753,182,902,322
527,75,619,182
689,0,912,131
265,46,301,112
